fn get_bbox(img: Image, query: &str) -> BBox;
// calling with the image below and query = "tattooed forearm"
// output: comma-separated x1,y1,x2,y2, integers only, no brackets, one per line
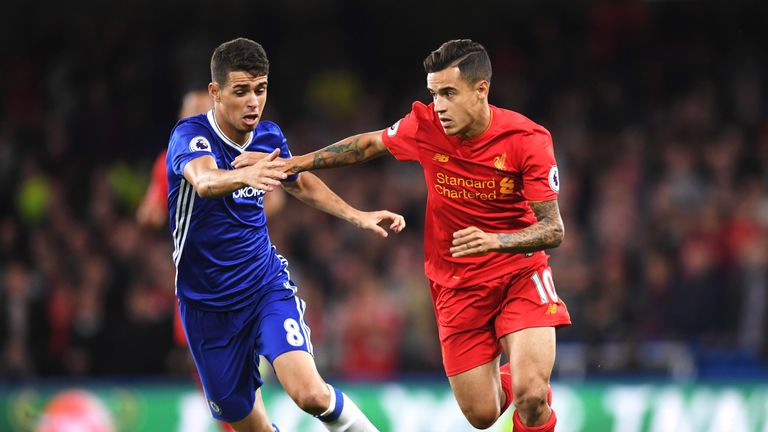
285,139,365,174
311,138,365,170
286,131,389,174
496,200,564,253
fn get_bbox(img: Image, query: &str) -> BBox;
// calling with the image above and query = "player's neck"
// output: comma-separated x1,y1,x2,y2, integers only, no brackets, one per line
213,108,250,146
460,104,492,140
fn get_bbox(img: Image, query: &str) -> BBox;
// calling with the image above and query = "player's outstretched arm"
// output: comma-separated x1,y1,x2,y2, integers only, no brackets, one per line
451,200,564,257
284,131,390,174
184,149,287,198
282,171,405,237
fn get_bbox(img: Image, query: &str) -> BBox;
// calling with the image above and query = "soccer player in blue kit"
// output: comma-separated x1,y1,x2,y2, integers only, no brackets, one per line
167,38,403,432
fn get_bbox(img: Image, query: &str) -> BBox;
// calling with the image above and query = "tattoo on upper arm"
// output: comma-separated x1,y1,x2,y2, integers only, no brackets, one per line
496,200,564,252
529,200,560,226
312,137,364,170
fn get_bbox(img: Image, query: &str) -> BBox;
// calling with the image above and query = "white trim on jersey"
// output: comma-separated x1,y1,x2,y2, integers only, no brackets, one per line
294,296,313,355
207,109,253,152
177,193,195,266
171,181,186,258
172,181,188,296
173,180,196,266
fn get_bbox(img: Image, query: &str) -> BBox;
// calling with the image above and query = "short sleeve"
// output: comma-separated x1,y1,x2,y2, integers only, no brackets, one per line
521,128,560,201
380,107,420,162
168,124,216,177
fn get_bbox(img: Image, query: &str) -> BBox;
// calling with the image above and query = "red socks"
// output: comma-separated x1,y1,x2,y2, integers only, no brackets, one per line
499,363,514,414
512,408,557,432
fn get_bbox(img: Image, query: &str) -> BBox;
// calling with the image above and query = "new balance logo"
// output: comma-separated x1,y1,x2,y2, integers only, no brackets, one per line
433,153,449,163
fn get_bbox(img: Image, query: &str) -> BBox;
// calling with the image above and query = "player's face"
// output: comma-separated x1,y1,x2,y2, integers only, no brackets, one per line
210,71,268,137
427,67,489,138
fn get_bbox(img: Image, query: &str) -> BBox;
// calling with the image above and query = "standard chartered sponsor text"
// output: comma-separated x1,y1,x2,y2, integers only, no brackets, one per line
435,172,497,200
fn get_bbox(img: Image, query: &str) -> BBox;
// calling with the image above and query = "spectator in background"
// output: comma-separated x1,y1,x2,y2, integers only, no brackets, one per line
338,272,403,379
0,261,46,377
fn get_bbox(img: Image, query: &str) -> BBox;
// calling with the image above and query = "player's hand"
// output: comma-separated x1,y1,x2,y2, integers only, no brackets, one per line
352,210,406,238
282,158,302,175
450,226,501,257
231,149,282,169
136,201,167,229
240,149,287,191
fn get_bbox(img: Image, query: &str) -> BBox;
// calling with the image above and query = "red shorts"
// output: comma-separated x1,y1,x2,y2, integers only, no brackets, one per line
430,263,571,376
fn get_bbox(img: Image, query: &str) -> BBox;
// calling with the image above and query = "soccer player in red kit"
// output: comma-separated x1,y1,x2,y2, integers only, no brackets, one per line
235,39,571,431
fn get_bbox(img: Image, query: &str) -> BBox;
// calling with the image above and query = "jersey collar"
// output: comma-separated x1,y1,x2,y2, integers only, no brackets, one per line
207,110,253,153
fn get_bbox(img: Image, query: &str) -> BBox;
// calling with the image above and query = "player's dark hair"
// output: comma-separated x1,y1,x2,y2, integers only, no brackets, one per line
423,39,492,84
210,38,270,85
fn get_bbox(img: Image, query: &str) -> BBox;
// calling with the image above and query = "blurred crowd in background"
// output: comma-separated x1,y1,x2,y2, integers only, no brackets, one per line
1,1,767,381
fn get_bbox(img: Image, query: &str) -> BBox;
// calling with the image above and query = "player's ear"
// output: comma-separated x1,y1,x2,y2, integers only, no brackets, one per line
208,82,221,103
475,80,489,99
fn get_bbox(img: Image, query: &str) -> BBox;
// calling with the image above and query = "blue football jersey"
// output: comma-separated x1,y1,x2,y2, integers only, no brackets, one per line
167,110,299,311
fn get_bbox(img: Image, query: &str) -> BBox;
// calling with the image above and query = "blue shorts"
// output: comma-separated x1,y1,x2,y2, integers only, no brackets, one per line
179,285,313,423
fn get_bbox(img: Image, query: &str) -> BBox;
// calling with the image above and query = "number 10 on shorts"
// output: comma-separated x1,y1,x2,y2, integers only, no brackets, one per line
531,269,558,304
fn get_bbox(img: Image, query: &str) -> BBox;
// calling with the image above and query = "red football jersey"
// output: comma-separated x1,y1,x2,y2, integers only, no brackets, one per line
381,102,560,288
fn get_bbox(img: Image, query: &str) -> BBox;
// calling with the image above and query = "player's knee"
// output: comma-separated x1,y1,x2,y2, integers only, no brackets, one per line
460,404,498,430
513,382,549,420
290,385,329,414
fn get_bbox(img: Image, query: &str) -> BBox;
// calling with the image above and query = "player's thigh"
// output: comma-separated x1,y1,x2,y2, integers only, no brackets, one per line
272,350,326,399
447,356,503,421
229,389,273,432
499,327,556,391
253,388,268,421
257,294,326,407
